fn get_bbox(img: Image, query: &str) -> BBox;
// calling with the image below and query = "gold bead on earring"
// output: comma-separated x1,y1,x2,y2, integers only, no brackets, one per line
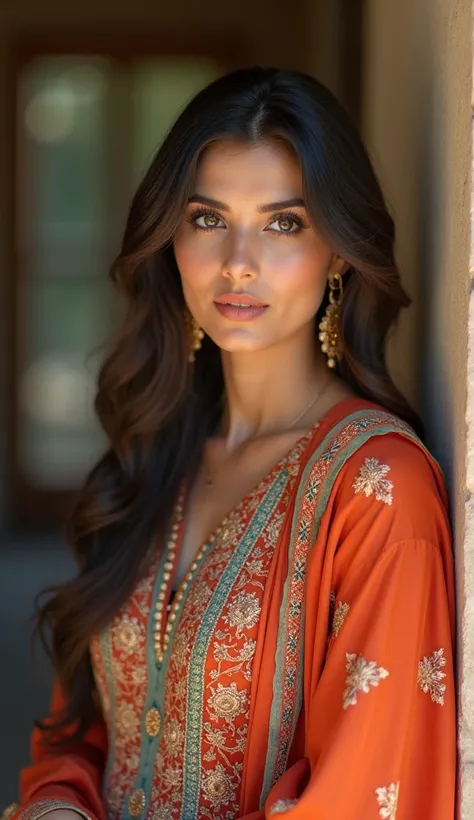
184,309,204,362
319,272,343,368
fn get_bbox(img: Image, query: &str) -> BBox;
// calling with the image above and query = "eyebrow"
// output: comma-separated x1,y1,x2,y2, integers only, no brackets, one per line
187,194,306,213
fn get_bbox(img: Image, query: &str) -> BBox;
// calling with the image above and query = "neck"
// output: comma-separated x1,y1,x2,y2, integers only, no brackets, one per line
219,324,330,451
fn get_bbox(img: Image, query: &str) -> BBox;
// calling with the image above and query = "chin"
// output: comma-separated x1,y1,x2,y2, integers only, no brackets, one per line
211,329,270,354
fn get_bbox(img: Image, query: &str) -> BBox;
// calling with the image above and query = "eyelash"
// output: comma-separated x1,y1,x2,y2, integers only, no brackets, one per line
186,207,308,236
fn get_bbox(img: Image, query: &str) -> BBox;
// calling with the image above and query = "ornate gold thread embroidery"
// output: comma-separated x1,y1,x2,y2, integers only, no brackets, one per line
117,615,141,653
201,763,237,807
162,719,184,756
152,452,300,819
211,637,256,683
131,666,147,685
160,766,182,790
265,512,286,549
269,799,298,814
223,591,261,637
150,804,173,820
208,682,248,723
117,703,140,738
332,601,350,637
92,560,157,818
376,782,400,819
352,457,393,505
204,722,246,757
343,653,389,709
417,648,447,705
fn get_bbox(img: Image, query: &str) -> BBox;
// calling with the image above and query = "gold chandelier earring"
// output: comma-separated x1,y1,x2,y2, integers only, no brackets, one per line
319,271,343,369
184,309,204,362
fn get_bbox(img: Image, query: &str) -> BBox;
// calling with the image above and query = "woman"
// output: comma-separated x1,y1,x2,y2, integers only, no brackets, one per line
4,67,455,820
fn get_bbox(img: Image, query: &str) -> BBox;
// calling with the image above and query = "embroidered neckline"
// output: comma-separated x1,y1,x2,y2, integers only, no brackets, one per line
154,423,318,667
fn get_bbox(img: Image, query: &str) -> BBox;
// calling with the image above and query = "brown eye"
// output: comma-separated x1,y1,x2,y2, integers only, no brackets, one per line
266,213,304,235
277,217,294,232
191,210,225,230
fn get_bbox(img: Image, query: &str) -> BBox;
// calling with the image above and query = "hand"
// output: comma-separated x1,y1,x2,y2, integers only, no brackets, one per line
39,811,85,820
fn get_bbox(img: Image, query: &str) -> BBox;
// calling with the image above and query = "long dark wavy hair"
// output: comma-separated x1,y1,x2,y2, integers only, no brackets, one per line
35,66,421,744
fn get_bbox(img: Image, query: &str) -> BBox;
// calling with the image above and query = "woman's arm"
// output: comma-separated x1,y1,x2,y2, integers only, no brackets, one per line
2,680,108,820
241,434,456,818
262,538,455,817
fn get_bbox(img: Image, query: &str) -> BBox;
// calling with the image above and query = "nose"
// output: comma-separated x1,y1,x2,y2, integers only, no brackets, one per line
221,236,259,283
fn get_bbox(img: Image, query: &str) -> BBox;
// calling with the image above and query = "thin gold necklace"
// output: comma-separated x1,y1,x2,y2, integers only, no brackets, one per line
204,375,333,489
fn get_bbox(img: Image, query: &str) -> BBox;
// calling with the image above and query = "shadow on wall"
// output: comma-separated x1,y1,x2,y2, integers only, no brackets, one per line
0,540,75,806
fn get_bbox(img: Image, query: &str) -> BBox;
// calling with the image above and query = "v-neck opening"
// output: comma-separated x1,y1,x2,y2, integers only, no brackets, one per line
179,418,317,561
177,394,365,560
156,394,368,661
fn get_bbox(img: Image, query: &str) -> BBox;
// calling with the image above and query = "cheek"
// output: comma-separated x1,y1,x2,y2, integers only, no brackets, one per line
173,233,219,289
266,240,330,302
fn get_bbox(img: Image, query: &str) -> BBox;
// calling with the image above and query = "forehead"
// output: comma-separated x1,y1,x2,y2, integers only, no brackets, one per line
193,139,303,201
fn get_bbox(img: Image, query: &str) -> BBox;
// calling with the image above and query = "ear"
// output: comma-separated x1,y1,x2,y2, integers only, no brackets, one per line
330,254,351,277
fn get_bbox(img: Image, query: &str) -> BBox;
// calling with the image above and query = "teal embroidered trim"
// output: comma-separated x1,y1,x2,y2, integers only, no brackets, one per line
121,555,168,820
181,471,288,819
16,801,94,820
260,410,423,804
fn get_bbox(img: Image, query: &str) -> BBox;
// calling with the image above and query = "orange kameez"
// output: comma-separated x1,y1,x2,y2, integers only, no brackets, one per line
4,400,456,820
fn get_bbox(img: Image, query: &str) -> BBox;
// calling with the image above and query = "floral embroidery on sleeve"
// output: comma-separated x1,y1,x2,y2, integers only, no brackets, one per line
375,782,400,819
352,458,393,505
332,601,350,637
417,648,447,705
343,653,389,709
269,799,298,814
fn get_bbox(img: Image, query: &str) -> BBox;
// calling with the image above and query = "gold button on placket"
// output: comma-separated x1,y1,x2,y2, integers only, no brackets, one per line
145,706,161,737
128,788,146,818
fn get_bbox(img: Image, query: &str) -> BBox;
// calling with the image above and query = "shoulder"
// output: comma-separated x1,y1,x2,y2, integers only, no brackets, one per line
335,429,442,502
303,403,450,550
332,430,449,550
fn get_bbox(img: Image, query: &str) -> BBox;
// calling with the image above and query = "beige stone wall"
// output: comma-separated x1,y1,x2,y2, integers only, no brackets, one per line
363,0,472,814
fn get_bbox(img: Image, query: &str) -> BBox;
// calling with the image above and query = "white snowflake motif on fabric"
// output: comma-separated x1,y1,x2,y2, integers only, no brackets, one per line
269,799,298,815
376,782,400,819
343,653,389,709
417,648,447,705
352,457,393,505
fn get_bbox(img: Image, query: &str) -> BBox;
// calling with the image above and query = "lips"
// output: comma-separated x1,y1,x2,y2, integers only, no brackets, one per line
213,292,269,322
213,294,268,323
214,292,268,308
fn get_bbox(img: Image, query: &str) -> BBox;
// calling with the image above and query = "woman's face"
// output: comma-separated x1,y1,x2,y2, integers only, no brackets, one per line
174,139,339,353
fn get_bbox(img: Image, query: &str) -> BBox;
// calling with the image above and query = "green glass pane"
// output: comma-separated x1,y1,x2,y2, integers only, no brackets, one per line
18,278,115,487
17,57,114,488
20,57,110,240
132,57,221,185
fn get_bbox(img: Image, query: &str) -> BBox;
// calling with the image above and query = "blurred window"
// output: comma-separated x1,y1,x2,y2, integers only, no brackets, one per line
15,54,220,522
